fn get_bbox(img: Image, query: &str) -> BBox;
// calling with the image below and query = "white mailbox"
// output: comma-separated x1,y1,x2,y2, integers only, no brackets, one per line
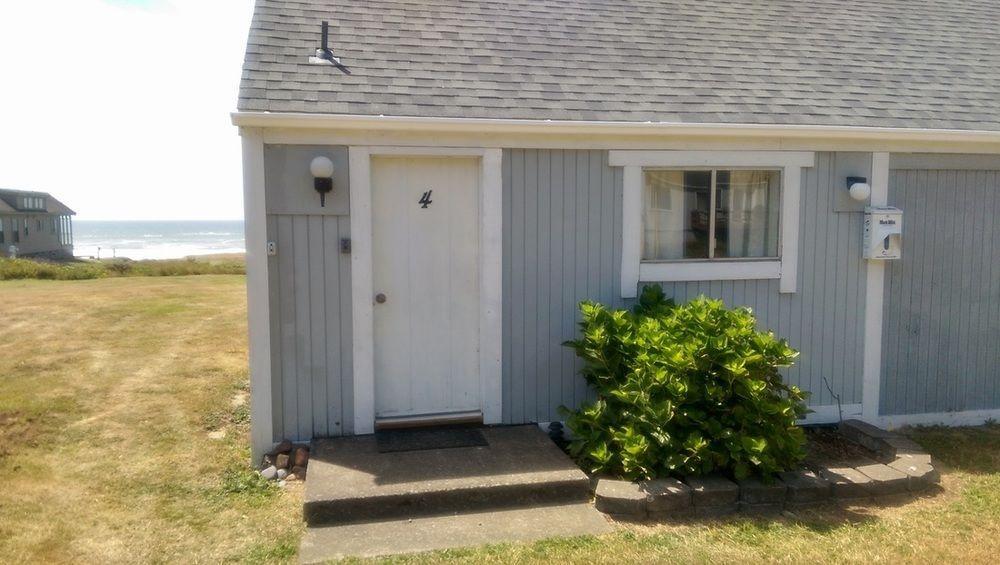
864,206,903,260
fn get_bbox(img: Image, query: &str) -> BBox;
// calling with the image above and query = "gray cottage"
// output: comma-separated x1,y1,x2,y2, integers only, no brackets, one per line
234,0,1000,459
0,189,75,259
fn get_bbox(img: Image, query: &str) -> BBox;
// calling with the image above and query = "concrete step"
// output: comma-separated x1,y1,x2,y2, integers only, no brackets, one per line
299,502,612,563
304,425,592,526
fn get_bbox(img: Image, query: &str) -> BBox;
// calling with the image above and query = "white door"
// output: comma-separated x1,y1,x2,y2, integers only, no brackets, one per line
371,156,481,419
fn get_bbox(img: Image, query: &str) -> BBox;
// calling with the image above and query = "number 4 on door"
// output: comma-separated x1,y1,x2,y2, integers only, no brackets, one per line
418,190,433,208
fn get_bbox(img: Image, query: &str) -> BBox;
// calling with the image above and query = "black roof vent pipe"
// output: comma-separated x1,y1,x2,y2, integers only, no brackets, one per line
317,21,335,61
309,20,350,73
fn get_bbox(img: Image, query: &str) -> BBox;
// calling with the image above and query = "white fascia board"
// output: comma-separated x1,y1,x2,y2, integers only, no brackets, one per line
609,150,815,168
231,111,1000,144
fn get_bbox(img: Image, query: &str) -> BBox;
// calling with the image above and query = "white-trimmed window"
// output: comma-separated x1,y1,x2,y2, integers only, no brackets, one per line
611,151,815,297
643,169,780,261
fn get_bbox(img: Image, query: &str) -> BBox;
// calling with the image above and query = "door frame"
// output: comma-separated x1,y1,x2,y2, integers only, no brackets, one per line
348,146,503,434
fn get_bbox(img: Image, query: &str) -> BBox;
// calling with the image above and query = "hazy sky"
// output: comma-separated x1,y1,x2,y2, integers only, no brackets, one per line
0,0,254,220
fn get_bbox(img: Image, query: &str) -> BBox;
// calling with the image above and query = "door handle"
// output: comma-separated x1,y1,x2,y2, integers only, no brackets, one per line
375,293,387,304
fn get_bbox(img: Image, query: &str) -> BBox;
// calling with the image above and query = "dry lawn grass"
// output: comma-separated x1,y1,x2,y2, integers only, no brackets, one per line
2,276,999,564
0,276,301,563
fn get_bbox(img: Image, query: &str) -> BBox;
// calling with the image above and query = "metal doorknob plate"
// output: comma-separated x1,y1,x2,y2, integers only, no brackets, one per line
375,293,387,304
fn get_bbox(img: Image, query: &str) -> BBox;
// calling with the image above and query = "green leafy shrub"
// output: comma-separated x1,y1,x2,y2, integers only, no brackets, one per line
562,286,808,481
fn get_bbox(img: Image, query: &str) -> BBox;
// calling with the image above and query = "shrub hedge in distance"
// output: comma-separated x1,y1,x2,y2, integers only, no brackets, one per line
0,257,245,280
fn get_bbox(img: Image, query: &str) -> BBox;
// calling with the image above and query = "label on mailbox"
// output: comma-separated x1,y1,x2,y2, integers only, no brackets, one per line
863,206,903,260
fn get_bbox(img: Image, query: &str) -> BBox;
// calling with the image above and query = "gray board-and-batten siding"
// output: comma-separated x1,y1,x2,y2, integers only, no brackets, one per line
503,150,869,425
261,146,1000,442
881,164,1000,416
264,145,355,442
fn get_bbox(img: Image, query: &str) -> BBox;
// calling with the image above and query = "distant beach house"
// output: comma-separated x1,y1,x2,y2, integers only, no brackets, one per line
0,189,75,259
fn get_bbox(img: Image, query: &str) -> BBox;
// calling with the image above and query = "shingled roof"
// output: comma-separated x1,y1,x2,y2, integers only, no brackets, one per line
0,189,75,216
238,0,1000,131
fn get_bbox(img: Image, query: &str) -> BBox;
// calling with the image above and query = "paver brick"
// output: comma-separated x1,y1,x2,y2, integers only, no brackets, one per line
856,463,910,496
818,465,873,499
683,475,740,509
737,477,787,505
642,478,692,514
778,469,831,505
888,458,940,490
595,479,647,519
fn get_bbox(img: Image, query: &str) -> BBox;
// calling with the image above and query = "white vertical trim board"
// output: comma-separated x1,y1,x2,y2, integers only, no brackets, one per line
479,149,504,424
348,146,376,434
778,164,801,293
620,166,642,298
861,152,890,422
611,150,813,297
349,146,503,433
240,127,274,462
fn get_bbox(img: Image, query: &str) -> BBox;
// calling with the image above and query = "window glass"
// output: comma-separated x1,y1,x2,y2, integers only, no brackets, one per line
642,170,711,260
715,170,780,258
642,168,780,261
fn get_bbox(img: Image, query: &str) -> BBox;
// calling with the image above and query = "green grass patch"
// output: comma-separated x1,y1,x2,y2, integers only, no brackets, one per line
237,533,300,564
219,464,278,502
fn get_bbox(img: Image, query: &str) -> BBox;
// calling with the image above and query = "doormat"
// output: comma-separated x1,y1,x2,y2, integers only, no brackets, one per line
375,427,489,453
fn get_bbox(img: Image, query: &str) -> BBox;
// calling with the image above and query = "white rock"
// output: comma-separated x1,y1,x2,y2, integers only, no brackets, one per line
260,465,278,480
276,468,288,480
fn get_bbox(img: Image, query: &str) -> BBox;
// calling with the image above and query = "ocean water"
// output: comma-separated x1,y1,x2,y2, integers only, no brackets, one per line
73,220,245,260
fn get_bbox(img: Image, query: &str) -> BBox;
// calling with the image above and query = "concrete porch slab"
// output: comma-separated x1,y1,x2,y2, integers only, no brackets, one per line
299,502,612,563
305,425,592,526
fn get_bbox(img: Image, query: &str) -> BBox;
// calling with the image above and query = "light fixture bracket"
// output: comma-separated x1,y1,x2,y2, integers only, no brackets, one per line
314,177,333,207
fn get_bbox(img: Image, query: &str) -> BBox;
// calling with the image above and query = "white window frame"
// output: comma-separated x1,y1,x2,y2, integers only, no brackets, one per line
610,151,814,297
